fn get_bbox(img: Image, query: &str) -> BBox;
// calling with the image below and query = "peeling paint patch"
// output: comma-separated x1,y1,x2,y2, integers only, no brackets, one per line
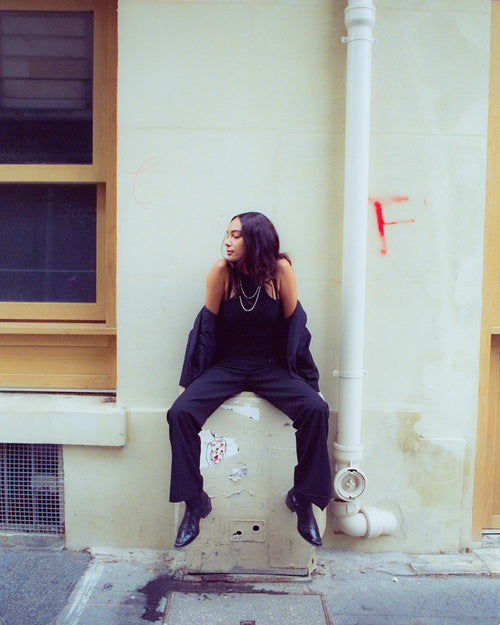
229,466,248,482
199,430,239,468
395,411,466,513
224,488,256,498
221,402,260,421
395,410,423,454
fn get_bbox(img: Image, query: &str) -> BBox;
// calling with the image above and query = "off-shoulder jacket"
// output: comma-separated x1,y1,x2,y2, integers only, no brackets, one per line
179,301,320,392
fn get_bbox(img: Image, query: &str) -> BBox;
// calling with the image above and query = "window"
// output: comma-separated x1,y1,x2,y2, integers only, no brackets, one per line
0,10,93,165
0,184,97,303
0,1,116,390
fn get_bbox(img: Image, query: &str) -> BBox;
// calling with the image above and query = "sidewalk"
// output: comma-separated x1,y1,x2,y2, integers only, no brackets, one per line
1,535,499,625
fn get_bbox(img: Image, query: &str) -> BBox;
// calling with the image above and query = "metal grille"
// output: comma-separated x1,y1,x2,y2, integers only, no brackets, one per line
0,443,64,534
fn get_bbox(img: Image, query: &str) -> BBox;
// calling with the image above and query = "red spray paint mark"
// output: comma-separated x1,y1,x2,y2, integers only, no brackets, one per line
369,196,415,255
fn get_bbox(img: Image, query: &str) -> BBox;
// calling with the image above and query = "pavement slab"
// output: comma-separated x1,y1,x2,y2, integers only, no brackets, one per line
473,547,500,575
409,553,490,576
164,592,330,625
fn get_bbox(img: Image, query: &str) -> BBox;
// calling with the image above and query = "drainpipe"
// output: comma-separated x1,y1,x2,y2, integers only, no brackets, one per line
332,0,397,539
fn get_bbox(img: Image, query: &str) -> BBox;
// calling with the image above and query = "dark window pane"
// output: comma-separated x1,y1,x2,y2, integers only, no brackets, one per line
0,184,96,302
0,11,93,164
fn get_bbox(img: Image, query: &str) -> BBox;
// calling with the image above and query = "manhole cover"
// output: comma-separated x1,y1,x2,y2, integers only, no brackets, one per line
164,592,329,625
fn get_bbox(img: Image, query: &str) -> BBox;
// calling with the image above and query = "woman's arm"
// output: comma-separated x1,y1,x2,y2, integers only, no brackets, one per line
278,258,298,319
205,259,229,315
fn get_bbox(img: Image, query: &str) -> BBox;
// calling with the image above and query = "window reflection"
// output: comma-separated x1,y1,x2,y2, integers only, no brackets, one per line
0,184,97,302
0,11,93,164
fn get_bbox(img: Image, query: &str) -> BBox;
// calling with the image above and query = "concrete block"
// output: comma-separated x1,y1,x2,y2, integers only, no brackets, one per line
184,392,323,575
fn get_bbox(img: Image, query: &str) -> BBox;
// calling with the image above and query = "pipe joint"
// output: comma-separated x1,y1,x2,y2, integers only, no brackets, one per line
342,35,377,45
345,2,376,27
333,369,367,380
344,2,376,44
332,441,363,464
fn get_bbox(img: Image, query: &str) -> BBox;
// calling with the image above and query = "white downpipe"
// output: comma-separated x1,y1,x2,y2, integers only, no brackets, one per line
337,0,375,456
333,0,397,539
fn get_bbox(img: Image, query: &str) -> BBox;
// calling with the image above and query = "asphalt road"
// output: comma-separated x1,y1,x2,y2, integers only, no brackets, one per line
0,547,90,625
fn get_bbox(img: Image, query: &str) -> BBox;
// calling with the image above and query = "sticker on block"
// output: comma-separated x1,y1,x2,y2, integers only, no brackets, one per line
199,430,239,468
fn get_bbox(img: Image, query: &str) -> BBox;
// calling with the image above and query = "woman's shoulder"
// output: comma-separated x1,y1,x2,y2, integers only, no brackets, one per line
276,256,297,318
277,256,294,276
210,258,230,275
205,259,230,313
207,259,230,290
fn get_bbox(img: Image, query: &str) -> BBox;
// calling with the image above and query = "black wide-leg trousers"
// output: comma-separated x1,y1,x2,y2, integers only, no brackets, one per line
167,358,332,510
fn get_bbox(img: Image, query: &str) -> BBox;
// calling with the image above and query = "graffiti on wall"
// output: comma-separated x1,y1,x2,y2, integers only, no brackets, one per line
369,196,416,255
127,157,157,206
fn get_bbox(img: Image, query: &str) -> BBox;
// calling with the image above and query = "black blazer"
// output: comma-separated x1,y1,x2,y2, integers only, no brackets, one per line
179,300,320,391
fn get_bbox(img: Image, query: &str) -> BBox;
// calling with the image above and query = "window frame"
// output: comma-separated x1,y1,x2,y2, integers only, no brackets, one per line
0,0,116,389
0,0,116,324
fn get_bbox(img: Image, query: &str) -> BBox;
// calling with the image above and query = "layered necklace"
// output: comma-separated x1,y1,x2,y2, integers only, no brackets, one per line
239,278,261,312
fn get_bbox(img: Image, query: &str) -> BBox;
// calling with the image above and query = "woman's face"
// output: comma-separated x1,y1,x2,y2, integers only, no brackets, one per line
224,217,246,262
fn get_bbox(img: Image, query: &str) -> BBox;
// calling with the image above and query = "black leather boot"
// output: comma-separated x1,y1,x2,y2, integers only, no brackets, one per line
286,488,322,547
174,490,212,548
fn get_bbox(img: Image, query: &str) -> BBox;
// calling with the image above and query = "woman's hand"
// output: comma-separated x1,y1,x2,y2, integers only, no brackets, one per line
278,258,298,318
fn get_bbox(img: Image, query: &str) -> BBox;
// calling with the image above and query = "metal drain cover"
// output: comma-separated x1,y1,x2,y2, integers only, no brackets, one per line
164,592,329,625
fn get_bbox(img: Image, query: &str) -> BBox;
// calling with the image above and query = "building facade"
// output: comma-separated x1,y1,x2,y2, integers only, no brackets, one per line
0,0,497,556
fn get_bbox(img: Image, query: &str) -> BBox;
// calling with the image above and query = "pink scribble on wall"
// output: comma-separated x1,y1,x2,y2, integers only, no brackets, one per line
369,196,415,255
127,157,156,206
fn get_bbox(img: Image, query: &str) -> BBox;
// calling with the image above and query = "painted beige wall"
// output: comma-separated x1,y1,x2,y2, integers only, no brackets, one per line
360,0,490,550
115,0,345,410
61,0,491,553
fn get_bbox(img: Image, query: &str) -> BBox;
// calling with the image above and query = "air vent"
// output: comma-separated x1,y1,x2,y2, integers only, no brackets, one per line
0,443,63,534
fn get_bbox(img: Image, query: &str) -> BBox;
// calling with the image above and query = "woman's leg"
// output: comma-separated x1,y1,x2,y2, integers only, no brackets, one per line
250,365,332,510
167,363,245,503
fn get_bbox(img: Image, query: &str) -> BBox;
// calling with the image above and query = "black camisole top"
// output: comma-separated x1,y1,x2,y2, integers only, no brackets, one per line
218,282,281,364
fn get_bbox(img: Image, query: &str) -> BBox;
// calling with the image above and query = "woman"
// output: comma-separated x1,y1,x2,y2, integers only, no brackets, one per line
167,212,332,549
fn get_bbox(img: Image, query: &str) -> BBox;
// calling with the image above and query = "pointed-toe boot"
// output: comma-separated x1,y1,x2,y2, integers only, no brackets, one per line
286,488,322,547
174,490,212,548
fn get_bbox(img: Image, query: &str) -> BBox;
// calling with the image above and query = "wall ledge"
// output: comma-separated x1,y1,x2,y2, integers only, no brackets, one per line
0,393,126,447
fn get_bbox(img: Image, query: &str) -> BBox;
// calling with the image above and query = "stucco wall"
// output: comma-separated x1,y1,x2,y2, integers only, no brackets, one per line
115,0,345,409
61,0,491,552
359,0,490,550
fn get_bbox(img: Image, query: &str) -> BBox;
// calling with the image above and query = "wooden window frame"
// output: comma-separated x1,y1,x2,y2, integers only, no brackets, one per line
0,0,116,389
473,0,500,538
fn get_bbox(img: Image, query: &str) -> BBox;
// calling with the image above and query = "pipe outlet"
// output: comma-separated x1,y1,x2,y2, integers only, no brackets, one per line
331,499,397,539
361,506,398,539
333,466,367,501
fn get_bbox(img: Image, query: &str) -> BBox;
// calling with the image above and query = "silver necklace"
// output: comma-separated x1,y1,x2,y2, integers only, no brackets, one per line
239,278,261,312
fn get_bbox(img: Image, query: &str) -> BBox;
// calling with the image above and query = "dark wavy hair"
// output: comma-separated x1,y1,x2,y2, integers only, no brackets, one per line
227,212,290,292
